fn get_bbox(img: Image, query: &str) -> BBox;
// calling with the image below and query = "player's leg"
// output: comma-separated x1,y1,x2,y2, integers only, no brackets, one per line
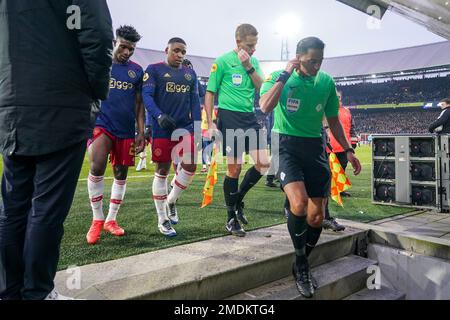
234,148,270,223
224,158,246,236
167,134,197,224
322,197,345,231
278,134,316,298
304,197,326,290
301,142,332,291
137,127,152,171
103,137,135,236
154,162,175,236
136,147,147,172
234,129,270,225
284,181,315,298
201,138,212,172
151,138,176,237
305,197,326,256
86,129,112,244
102,165,128,236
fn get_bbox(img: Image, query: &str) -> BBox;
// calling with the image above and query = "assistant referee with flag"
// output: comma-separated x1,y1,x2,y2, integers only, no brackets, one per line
260,37,361,298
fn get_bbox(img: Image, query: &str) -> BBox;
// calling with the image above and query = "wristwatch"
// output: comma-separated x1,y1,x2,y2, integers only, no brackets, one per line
246,67,255,75
345,147,355,154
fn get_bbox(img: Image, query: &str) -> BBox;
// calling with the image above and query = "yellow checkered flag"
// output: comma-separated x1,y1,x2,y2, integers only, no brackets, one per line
329,152,352,206
201,146,218,208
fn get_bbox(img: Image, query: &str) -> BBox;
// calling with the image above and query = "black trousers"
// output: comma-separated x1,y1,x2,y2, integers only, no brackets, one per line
0,141,86,300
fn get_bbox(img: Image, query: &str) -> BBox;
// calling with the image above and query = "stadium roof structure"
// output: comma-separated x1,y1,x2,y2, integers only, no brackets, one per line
337,0,450,40
314,41,450,81
133,41,450,81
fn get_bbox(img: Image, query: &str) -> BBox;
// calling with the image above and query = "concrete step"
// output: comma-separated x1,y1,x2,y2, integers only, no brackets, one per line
344,287,406,300
62,225,366,300
227,255,377,300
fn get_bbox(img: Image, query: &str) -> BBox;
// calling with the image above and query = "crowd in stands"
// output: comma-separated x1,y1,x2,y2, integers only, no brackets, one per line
337,76,449,106
207,76,449,136
352,108,442,134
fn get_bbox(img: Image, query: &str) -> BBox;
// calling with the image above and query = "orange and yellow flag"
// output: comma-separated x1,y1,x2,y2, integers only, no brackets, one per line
201,146,218,208
329,152,352,206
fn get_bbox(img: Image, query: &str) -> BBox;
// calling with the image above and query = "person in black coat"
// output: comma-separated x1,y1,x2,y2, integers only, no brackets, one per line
429,98,450,134
0,0,113,300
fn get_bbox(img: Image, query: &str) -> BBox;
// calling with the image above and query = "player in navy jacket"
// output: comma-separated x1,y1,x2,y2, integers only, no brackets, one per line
142,37,201,237
86,25,145,245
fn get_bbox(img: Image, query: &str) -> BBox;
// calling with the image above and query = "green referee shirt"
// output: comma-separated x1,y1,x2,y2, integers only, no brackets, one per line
260,70,339,138
207,50,263,113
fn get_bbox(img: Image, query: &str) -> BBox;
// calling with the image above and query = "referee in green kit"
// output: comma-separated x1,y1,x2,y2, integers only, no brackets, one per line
204,24,270,237
260,37,362,298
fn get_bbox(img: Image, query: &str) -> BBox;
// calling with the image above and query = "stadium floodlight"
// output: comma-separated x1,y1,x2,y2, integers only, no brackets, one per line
276,13,301,37
276,13,301,60
372,74,377,78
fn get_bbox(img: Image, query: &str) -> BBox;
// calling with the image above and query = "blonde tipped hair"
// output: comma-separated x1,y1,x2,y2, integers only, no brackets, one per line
235,24,258,40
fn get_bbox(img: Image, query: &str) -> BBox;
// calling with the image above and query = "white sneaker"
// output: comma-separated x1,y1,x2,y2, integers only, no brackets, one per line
44,289,74,300
136,158,146,171
158,220,177,237
167,202,179,225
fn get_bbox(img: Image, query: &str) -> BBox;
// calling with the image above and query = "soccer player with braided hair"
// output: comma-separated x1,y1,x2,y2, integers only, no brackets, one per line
86,25,145,245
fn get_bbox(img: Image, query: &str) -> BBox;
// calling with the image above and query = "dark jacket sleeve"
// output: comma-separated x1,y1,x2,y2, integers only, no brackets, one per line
429,108,450,133
73,0,114,100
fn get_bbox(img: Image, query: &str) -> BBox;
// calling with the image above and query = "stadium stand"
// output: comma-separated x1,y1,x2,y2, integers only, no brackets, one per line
352,107,442,134
337,76,449,106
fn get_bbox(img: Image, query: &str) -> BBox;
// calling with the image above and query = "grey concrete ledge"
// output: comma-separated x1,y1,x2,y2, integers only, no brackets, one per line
55,224,365,300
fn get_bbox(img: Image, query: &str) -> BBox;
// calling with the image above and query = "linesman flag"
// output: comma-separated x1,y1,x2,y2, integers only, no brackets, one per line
201,146,218,208
329,152,352,206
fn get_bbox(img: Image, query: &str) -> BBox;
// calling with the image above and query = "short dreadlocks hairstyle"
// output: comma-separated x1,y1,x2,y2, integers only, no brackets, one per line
116,25,142,43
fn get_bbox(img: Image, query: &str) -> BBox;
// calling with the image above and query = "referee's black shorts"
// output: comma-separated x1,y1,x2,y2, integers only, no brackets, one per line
277,134,330,198
216,108,267,158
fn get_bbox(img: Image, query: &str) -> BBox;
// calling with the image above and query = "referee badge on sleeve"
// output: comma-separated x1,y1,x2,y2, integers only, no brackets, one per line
286,98,300,113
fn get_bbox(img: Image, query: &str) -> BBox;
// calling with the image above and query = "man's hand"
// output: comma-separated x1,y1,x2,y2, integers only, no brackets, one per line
347,152,362,175
157,114,176,131
285,58,300,75
235,48,252,69
207,121,219,140
135,133,145,154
